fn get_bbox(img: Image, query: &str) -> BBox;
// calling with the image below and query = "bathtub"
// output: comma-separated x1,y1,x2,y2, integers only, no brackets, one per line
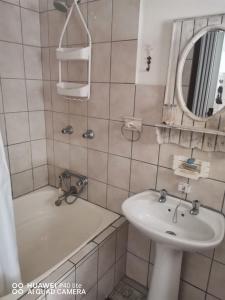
13,186,119,288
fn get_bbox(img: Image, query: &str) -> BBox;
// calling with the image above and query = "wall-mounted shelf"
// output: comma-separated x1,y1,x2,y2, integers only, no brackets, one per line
57,82,89,98
155,123,225,137
56,46,90,61
56,0,92,100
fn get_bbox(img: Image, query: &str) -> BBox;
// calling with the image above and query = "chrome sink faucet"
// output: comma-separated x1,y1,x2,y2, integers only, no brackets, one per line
159,189,167,203
190,200,200,215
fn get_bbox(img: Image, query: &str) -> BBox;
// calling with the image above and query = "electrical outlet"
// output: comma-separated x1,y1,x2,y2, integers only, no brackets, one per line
178,182,191,194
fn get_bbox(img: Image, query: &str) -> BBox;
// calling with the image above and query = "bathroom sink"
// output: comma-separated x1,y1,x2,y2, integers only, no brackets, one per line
122,190,224,251
122,190,225,300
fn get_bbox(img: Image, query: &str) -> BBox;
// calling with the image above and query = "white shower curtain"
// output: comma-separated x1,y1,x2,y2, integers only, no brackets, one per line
0,132,21,297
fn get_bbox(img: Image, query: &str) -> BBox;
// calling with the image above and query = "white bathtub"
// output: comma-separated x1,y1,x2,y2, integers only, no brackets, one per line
13,186,119,285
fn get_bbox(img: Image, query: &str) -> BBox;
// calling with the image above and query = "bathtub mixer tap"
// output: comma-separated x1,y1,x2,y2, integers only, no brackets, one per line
55,171,88,206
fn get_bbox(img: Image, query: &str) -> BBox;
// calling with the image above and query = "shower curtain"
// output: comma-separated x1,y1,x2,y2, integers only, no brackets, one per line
0,132,21,297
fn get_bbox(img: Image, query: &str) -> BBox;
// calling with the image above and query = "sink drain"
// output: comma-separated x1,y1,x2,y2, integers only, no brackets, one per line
165,230,176,236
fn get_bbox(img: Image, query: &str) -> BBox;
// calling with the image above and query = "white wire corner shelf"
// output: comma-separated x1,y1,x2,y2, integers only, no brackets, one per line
56,0,92,100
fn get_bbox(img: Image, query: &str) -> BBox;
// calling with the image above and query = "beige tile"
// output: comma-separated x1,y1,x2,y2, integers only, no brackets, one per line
67,3,87,45
68,60,88,83
39,0,47,12
45,111,53,139
33,165,48,189
0,42,24,78
31,139,47,167
27,80,44,111
48,10,66,46
88,83,110,119
8,142,32,174
69,99,87,116
29,111,46,140
98,232,116,278
12,170,33,198
54,141,69,169
115,255,126,286
134,85,164,125
94,227,115,245
48,165,55,186
109,120,132,157
43,260,74,284
88,149,108,182
88,179,107,207
76,251,98,293
193,149,225,182
42,48,51,80
112,216,127,228
187,178,225,210
69,242,97,265
116,224,128,260
24,46,42,80
21,8,40,46
208,261,225,299
69,115,87,147
53,112,69,143
108,154,130,190
40,12,49,47
132,125,159,164
70,144,87,175
112,0,140,41
91,43,111,82
109,83,135,121
214,236,225,264
107,185,128,214
159,144,192,169
2,79,27,113
88,118,109,152
5,112,30,145
43,81,52,110
179,281,205,300
88,0,112,43
46,139,54,165
78,285,97,300
97,266,115,300
206,295,218,300
20,0,39,11
130,160,157,193
4,0,19,4
111,41,137,83
157,167,188,199
182,252,211,290
0,2,21,43
126,252,148,287
128,224,150,261
47,270,75,300
0,115,7,145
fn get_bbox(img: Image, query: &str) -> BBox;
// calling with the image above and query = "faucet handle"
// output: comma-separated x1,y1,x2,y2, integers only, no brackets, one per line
159,189,167,203
190,200,200,215
192,200,200,209
160,189,167,197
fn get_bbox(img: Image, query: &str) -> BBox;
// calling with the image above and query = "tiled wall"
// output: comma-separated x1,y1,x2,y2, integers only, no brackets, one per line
0,0,48,198
39,1,225,300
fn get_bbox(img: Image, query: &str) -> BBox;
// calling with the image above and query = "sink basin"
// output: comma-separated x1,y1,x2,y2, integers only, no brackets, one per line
122,190,224,251
122,190,225,300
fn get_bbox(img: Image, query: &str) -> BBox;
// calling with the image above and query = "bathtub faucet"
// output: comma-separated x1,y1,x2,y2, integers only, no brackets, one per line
55,171,88,206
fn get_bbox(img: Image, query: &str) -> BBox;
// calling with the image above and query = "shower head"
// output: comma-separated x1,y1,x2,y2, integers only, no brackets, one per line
53,0,80,12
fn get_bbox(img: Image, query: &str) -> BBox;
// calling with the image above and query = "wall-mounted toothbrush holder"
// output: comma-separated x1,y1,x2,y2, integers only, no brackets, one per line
121,116,143,142
173,155,210,180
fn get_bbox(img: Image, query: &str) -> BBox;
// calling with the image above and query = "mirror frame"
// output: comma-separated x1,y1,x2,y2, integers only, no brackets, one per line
176,25,225,122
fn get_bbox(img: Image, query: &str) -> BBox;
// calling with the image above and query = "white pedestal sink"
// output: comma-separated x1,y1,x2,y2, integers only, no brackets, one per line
122,190,225,300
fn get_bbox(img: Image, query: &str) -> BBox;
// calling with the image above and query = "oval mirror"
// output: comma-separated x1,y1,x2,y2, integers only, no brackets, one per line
177,25,225,121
